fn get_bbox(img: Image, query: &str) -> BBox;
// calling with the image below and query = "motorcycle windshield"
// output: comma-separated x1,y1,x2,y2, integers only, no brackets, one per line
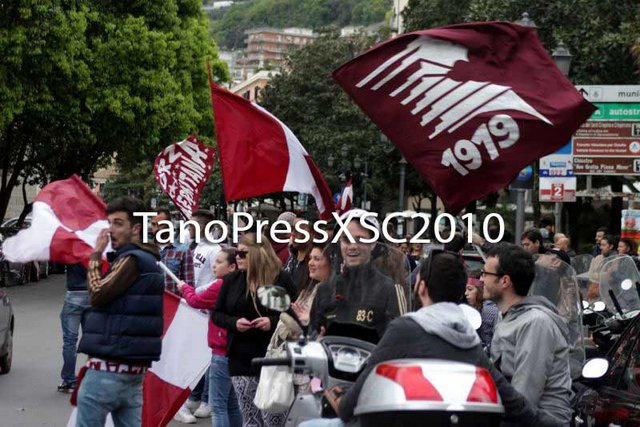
571,254,593,275
530,254,584,379
598,255,640,315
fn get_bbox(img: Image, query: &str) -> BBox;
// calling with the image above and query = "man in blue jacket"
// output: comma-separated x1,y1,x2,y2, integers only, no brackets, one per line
76,197,164,427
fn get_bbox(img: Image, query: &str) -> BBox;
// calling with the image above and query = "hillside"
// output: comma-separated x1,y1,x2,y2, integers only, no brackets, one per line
207,0,391,49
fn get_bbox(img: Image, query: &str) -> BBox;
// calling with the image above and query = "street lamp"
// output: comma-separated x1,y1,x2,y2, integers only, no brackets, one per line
552,41,572,77
513,12,537,243
552,41,572,233
515,12,537,28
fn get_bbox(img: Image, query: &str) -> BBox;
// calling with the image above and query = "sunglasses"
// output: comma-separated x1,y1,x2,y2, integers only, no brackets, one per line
235,250,248,259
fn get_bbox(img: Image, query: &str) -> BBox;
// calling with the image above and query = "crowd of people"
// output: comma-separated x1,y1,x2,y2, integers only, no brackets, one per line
57,197,640,427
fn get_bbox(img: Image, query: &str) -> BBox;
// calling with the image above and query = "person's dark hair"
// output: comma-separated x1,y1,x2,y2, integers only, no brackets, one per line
540,217,553,228
443,233,465,253
156,207,172,221
486,243,535,297
106,197,146,238
487,225,513,243
521,228,543,245
600,234,617,247
220,247,237,268
619,237,637,254
192,209,215,223
597,226,609,233
418,252,467,303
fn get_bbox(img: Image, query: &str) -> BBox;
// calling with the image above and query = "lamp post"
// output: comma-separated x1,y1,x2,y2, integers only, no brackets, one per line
513,12,537,243
398,157,407,235
551,41,573,234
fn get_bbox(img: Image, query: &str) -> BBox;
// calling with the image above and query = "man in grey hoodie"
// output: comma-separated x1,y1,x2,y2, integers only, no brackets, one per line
300,251,560,427
484,243,573,425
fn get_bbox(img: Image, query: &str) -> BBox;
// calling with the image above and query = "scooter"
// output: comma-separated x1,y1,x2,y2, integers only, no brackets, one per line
253,286,504,427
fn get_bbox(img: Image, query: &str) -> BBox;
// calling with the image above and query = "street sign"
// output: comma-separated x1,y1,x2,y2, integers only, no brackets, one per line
509,165,534,190
573,101,640,176
540,177,576,202
540,141,573,177
575,85,640,103
539,142,576,202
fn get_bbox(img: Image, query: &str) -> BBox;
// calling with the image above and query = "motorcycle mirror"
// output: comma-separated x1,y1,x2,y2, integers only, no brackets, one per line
621,279,633,291
582,300,589,309
256,285,291,312
582,358,609,379
593,301,606,312
460,304,482,330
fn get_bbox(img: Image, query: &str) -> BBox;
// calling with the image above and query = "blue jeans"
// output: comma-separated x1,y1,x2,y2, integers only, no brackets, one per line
60,290,90,383
209,354,242,427
190,368,210,403
76,369,144,427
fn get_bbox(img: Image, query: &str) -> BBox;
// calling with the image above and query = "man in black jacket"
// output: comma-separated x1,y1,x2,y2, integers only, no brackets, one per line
301,251,563,427
76,197,164,427
309,210,404,342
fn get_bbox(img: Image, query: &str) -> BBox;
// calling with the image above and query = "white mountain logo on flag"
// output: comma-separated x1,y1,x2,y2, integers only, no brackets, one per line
356,36,552,139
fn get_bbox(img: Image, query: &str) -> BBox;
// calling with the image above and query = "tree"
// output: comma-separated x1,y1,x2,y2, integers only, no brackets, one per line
403,0,640,85
260,28,433,214
0,1,228,222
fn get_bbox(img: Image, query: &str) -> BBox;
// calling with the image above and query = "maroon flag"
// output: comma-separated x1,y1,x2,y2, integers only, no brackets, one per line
333,22,595,213
209,82,335,219
154,135,216,219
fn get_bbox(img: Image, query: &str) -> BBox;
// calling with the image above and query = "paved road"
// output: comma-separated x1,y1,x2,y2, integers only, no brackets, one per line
0,274,210,426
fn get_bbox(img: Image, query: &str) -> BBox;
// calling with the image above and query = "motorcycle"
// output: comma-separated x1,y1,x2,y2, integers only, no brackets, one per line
571,255,640,426
253,285,503,427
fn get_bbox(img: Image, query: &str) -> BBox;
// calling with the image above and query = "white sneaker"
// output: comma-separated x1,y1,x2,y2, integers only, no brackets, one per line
194,402,211,418
173,406,197,424
186,399,200,411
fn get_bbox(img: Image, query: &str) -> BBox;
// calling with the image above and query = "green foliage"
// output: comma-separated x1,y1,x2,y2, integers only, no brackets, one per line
403,0,640,85
0,0,228,221
209,0,392,49
260,29,432,213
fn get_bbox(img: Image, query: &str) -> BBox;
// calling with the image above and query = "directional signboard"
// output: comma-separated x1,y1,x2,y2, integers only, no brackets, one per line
539,142,576,202
572,86,640,176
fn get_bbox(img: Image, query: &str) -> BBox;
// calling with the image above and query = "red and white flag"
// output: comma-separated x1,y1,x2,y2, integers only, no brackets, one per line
2,175,108,266
154,134,216,219
209,82,335,219
337,178,353,214
333,22,595,214
67,292,210,427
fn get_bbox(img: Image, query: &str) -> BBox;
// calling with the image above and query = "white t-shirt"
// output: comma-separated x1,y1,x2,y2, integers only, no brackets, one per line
192,241,221,290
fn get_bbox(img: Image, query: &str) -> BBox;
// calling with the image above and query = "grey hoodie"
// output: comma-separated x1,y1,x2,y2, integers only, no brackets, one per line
406,302,481,349
491,295,573,424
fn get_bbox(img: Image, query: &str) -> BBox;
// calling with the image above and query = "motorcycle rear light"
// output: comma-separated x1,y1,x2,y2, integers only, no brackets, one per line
467,367,498,403
376,364,443,401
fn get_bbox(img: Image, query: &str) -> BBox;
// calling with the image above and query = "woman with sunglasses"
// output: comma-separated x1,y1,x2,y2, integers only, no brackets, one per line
213,233,296,427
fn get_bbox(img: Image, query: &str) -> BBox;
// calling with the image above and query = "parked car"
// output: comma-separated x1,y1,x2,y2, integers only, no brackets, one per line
0,278,14,374
0,220,48,286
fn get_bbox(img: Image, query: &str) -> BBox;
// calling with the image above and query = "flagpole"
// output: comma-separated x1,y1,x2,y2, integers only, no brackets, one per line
157,261,181,285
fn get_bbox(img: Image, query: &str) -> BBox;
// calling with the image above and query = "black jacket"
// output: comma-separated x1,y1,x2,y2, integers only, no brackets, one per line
339,316,563,427
213,270,296,376
310,263,402,342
